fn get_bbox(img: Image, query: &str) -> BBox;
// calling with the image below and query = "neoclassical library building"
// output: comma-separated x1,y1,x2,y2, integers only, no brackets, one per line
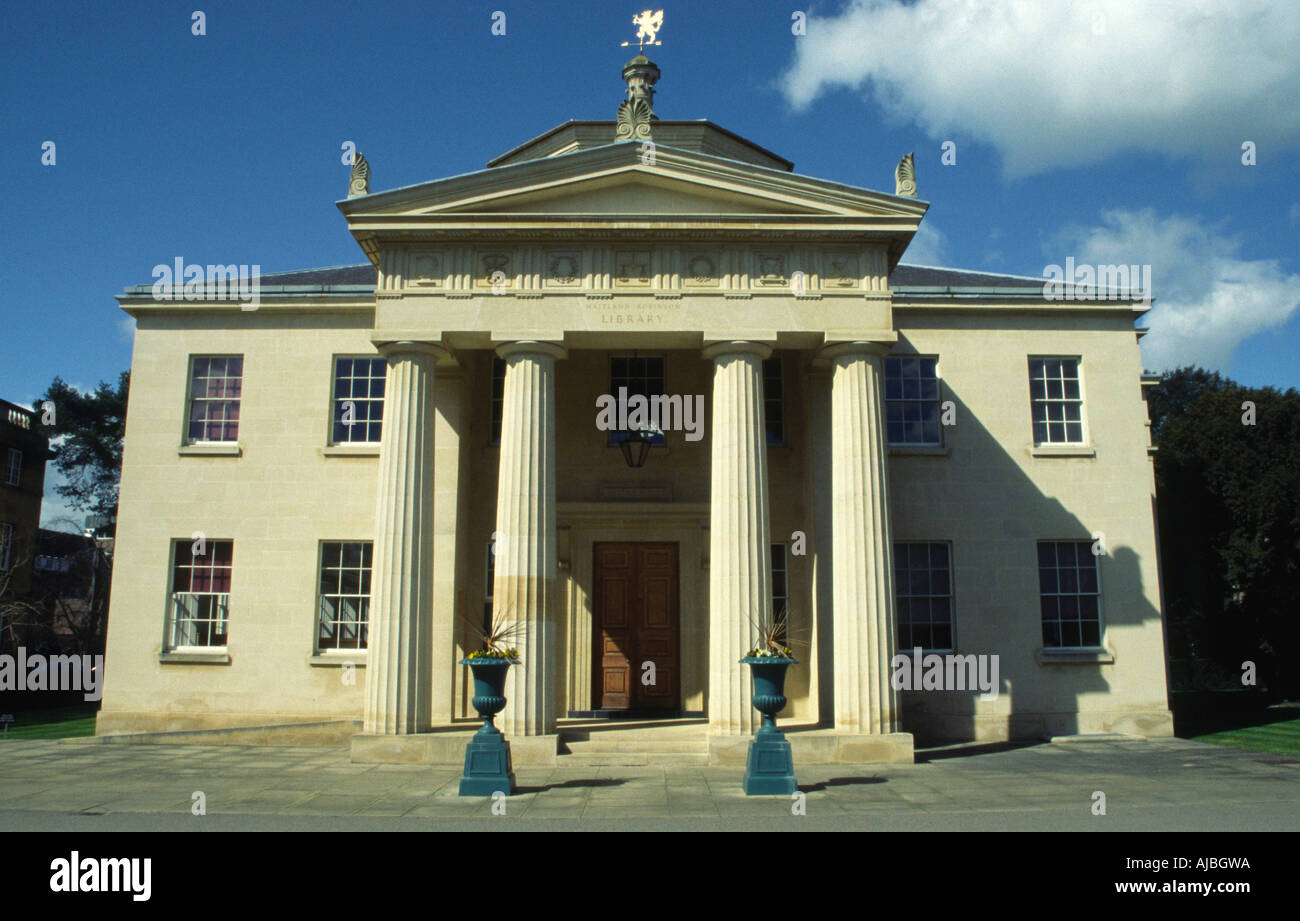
99,54,1173,764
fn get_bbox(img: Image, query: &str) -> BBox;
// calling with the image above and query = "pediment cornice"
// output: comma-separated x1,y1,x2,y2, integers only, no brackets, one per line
339,143,927,222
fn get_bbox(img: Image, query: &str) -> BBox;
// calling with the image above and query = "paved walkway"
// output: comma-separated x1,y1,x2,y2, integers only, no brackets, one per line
1,736,1296,830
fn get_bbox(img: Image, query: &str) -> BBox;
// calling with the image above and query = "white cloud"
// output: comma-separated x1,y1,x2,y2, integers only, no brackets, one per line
1055,208,1300,372
781,1,1300,176
118,316,136,341
899,220,949,266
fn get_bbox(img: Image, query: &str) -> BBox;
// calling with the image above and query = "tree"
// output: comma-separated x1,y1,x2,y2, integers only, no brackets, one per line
1151,367,1300,700
36,372,129,529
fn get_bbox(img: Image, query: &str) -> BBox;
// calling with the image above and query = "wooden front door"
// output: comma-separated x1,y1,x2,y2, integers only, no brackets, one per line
593,542,680,710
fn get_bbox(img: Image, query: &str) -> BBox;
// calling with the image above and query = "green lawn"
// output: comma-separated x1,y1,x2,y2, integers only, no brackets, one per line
1182,703,1300,756
0,705,100,740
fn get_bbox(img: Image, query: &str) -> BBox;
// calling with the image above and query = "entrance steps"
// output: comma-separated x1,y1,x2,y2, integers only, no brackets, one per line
557,718,709,766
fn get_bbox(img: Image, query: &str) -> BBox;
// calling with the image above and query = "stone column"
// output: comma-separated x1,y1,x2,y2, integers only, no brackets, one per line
364,340,446,735
825,342,899,735
704,340,773,736
494,341,566,737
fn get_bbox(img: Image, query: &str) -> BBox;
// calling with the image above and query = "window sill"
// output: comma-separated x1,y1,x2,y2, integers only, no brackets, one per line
159,650,232,665
321,444,381,457
1036,647,1114,665
888,444,950,457
308,653,367,667
1030,444,1096,458
179,443,242,457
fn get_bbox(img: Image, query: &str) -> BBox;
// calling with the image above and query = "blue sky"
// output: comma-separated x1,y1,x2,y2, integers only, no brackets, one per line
3,0,1298,528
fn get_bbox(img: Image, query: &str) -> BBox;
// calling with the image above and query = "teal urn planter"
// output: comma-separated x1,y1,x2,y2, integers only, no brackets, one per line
739,655,799,796
458,657,517,796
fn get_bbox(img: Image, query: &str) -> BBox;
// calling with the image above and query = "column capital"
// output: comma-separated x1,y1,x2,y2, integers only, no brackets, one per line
702,339,773,362
495,340,568,362
373,339,451,362
819,340,893,362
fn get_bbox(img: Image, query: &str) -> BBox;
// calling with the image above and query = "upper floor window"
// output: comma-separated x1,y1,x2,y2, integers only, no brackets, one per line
186,356,243,444
0,522,13,571
490,358,505,445
609,355,666,444
763,357,784,446
4,448,21,486
317,541,372,651
885,356,942,445
332,357,386,444
169,539,233,648
1029,358,1084,445
894,541,953,651
1038,540,1101,648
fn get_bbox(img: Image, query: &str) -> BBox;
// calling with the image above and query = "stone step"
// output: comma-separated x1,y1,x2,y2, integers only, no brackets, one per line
558,751,710,766
561,737,708,755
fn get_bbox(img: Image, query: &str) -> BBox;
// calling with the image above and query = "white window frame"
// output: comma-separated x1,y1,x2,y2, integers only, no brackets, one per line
1028,357,1087,446
329,357,386,446
166,539,233,651
4,448,21,487
184,355,244,445
315,540,372,653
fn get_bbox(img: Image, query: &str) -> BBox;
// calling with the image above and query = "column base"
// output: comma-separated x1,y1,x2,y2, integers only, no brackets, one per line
743,727,797,796
459,726,517,797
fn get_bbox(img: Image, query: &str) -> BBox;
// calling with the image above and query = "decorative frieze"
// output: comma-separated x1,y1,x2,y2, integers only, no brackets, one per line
379,244,889,297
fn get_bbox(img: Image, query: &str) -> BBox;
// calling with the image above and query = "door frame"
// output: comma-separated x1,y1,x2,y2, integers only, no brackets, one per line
591,540,681,711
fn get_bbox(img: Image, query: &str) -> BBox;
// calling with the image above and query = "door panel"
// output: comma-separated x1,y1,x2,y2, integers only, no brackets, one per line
593,542,680,710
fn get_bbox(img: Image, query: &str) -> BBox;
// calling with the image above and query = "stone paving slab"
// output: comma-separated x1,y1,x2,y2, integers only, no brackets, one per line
0,736,1296,829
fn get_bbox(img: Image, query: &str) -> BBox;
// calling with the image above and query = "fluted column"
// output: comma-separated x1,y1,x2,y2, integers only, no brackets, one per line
704,340,773,735
825,341,899,734
364,340,446,734
495,341,566,737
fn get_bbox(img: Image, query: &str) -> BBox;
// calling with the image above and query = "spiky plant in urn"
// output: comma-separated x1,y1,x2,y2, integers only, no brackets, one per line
457,611,523,796
739,606,801,795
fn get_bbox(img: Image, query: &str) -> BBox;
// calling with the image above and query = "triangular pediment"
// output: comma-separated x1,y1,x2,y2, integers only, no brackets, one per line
341,143,926,222
452,176,822,215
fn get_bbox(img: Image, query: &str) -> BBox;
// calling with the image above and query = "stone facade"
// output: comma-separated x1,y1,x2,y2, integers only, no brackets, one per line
97,101,1173,758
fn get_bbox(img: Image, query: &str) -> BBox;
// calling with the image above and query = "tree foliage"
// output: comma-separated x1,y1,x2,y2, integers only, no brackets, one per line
35,372,129,523
1151,367,1300,700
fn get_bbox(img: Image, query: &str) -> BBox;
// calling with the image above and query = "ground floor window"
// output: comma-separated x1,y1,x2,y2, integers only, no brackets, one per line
894,541,953,651
1038,540,1101,648
771,543,788,616
483,538,495,632
169,539,233,648
317,541,372,651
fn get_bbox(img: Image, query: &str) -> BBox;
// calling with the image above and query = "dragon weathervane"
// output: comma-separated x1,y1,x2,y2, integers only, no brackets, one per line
621,9,664,52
